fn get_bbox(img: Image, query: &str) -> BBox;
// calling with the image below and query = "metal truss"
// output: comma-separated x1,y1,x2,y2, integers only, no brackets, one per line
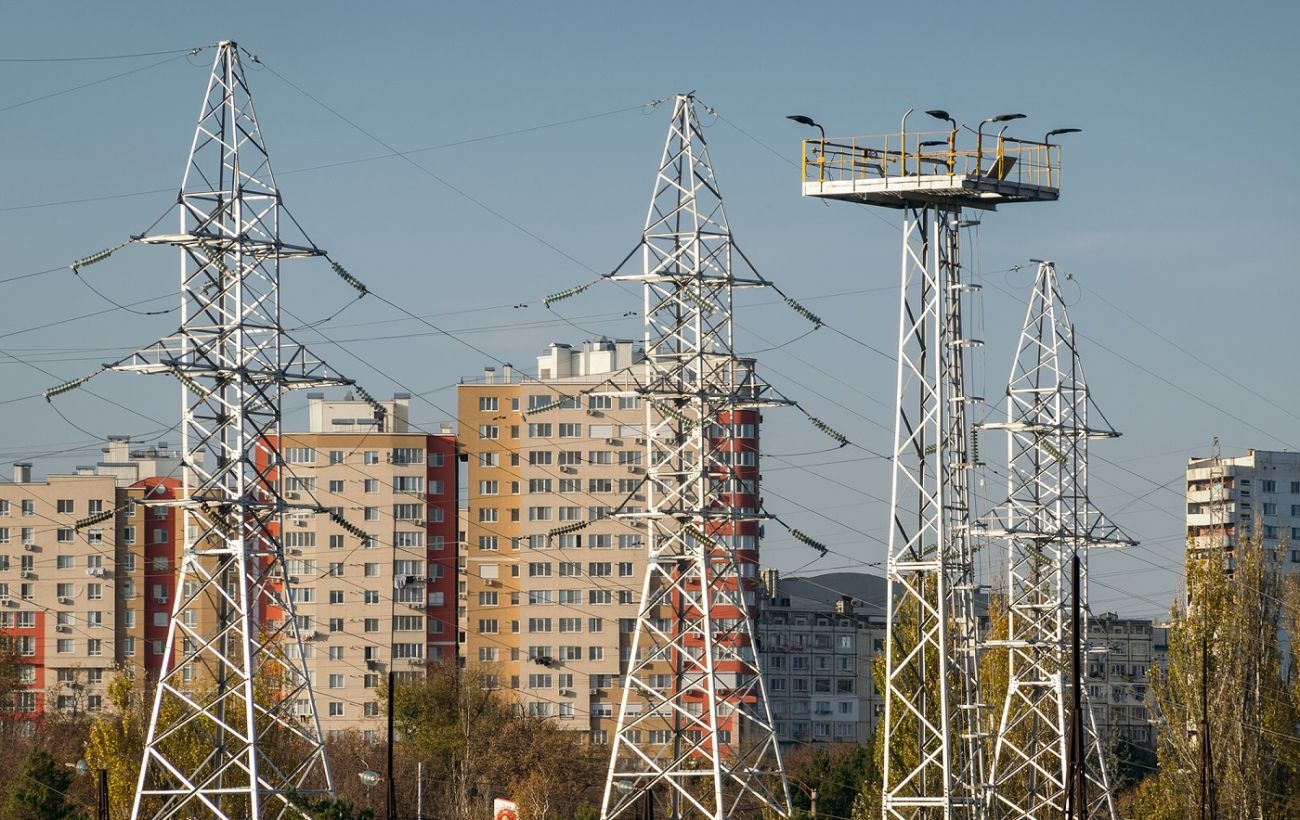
880,205,987,819
984,261,1132,819
601,94,791,820
115,42,344,819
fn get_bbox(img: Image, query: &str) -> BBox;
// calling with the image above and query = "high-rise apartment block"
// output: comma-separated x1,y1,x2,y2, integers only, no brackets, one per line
1187,448,1300,566
0,465,128,715
270,392,458,738
459,340,665,739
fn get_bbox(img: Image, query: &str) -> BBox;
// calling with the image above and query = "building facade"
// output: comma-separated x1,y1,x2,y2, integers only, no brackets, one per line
1084,612,1169,750
270,393,458,738
0,465,126,716
755,571,886,747
459,341,665,741
1187,448,1300,566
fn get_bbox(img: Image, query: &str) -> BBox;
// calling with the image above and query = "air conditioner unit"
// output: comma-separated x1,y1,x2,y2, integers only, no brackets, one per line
0,598,8,607
408,602,426,610
627,467,644,475
605,438,619,446
289,548,302,556
55,624,69,633
294,520,307,527
288,576,299,584
589,688,602,696
413,519,424,527
588,409,603,417
636,438,647,445
58,596,72,605
286,493,301,500
19,570,31,579
484,579,498,587
22,544,34,552
559,689,573,697
560,466,576,474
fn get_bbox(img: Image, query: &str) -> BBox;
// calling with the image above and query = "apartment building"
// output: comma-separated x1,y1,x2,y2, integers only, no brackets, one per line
460,341,658,741
459,337,769,753
1085,612,1169,749
270,392,458,738
1187,449,1300,566
0,464,125,716
756,571,886,747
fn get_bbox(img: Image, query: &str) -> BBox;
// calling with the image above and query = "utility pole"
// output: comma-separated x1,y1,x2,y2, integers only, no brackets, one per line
118,41,343,818
1199,628,1217,820
1064,555,1087,819
388,670,397,820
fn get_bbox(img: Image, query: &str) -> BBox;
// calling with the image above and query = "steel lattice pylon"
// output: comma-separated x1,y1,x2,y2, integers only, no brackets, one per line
984,261,1133,819
601,94,791,820
797,115,1065,819
879,205,987,819
115,42,345,819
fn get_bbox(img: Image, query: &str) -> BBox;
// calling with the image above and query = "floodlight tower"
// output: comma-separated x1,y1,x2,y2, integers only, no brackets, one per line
602,94,792,820
797,112,1064,818
983,261,1132,819
115,42,346,818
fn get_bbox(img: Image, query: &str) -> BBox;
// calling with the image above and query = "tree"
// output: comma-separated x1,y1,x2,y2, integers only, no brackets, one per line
2,748,83,820
387,660,604,819
1130,529,1300,817
783,743,875,819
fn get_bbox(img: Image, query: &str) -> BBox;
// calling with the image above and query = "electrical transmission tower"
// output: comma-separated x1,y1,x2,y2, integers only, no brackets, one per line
799,112,1064,818
601,93,791,820
984,260,1133,819
115,42,346,818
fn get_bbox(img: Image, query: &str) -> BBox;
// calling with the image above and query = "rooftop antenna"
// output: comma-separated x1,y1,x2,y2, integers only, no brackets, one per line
114,41,349,818
796,110,1064,815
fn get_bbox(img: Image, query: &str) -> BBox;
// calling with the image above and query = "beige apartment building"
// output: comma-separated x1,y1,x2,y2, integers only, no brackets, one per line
272,392,458,739
0,464,126,715
459,341,652,741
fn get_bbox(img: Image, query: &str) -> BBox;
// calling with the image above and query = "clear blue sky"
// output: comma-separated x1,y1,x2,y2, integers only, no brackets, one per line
1,1,1296,617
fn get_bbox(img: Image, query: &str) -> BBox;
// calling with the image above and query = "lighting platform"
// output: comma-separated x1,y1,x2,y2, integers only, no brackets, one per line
799,129,1062,209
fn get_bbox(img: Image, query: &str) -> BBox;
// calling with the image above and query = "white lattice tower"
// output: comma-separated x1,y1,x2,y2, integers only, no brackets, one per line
984,261,1132,819
601,94,791,820
114,42,346,819
879,204,987,818
798,116,1067,818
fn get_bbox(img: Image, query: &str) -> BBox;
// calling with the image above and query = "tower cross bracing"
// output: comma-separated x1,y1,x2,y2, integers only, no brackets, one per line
601,93,791,820
799,123,1063,818
114,41,348,819
983,261,1132,820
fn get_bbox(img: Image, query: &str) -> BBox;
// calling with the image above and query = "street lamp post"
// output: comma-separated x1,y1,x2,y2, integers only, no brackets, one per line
978,113,1025,173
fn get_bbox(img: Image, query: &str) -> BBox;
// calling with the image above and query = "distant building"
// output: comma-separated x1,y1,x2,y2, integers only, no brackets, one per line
458,342,652,741
269,392,458,739
0,464,128,716
1085,612,1169,750
1186,448,1300,567
755,571,886,746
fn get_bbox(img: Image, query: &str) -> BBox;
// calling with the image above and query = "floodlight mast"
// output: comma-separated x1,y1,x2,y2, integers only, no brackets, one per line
602,93,791,820
114,42,345,819
798,111,1062,819
983,261,1132,820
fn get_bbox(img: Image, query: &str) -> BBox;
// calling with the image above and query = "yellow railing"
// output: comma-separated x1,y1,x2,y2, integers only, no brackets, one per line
801,129,1062,190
